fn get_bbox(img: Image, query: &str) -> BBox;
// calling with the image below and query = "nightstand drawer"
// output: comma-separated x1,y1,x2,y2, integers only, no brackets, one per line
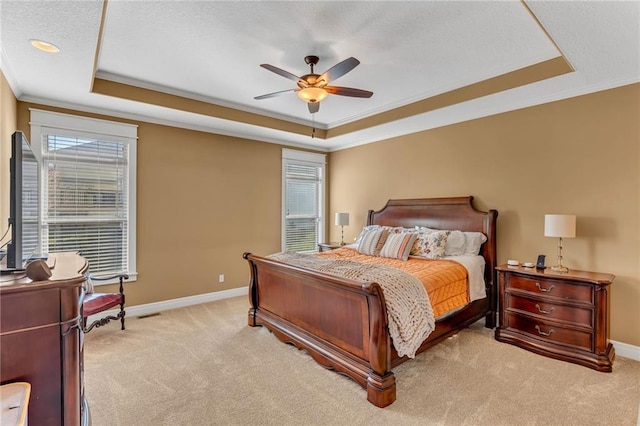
505,294,593,328
504,313,593,352
506,274,593,304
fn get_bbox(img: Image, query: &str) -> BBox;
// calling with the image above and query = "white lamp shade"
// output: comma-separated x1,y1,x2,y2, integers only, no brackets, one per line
335,212,349,226
544,214,576,238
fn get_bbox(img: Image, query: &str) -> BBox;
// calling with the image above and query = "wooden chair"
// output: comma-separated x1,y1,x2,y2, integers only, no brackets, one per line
82,273,128,333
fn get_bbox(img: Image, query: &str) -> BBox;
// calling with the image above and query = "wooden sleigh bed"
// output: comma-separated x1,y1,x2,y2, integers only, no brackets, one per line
243,196,498,407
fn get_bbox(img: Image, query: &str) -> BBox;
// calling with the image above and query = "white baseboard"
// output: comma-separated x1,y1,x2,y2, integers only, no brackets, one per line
86,286,248,325
87,289,640,363
611,339,640,362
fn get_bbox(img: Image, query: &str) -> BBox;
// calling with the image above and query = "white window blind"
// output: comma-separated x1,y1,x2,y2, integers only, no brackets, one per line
43,135,128,274
30,109,137,280
282,149,325,252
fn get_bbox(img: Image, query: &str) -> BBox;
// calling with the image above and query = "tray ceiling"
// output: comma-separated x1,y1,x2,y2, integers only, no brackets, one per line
1,1,638,151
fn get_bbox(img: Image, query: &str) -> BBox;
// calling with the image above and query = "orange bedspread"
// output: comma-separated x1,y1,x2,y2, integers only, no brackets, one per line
317,247,470,318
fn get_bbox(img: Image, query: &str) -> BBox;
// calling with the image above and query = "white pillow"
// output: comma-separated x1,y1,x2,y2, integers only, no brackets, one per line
444,230,466,256
463,232,487,255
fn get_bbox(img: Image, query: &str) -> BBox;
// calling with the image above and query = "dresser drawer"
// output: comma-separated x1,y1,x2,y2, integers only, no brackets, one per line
506,274,593,304
505,294,593,328
504,312,593,352
1,288,61,333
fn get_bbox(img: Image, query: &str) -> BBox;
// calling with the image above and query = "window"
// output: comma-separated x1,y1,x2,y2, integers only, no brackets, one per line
30,109,137,281
282,149,326,252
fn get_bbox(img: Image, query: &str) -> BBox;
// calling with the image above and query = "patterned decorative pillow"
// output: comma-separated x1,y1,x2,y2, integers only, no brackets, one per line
412,227,478,256
355,225,405,245
411,230,451,259
355,225,381,245
380,232,418,261
357,228,390,256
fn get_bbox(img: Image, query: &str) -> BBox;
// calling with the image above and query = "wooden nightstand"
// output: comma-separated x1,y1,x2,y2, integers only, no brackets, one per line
317,242,343,252
495,265,615,372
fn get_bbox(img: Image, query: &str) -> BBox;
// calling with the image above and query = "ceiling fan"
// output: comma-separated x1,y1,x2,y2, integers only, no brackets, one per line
255,55,373,114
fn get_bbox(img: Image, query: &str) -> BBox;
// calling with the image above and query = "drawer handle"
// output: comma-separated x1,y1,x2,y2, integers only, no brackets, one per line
535,304,555,315
535,282,555,292
535,325,555,337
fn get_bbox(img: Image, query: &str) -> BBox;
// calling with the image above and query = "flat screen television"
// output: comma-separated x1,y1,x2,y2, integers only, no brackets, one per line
4,131,40,271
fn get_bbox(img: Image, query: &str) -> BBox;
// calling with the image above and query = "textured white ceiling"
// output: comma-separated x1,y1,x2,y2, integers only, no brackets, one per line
1,1,638,151
98,1,558,126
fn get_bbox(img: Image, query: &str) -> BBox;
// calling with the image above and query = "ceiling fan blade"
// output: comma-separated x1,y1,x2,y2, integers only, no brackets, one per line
308,102,320,114
319,57,360,83
260,64,303,83
324,86,373,98
254,88,297,100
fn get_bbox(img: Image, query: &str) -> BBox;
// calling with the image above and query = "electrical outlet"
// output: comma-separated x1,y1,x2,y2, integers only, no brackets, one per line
218,274,224,283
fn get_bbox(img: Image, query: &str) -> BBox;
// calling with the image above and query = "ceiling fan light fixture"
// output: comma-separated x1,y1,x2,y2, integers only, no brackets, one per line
297,87,328,103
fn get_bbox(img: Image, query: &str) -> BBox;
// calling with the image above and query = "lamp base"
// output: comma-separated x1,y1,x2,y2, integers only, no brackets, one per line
551,265,569,273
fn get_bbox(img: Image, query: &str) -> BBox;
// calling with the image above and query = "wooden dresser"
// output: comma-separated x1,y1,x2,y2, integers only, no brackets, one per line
495,264,614,372
1,253,89,425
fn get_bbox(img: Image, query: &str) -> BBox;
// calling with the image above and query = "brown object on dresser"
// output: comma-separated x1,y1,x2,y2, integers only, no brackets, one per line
495,265,615,372
317,242,342,252
1,252,89,425
25,259,52,281
244,196,498,407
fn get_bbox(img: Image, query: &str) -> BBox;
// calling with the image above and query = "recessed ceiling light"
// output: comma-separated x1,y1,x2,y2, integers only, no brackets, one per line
29,39,60,53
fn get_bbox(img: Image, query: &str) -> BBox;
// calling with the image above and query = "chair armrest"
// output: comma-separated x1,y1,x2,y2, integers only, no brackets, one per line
88,273,129,294
90,273,130,282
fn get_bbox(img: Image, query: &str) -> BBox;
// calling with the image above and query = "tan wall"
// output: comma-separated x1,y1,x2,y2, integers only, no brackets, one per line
328,83,640,346
6,79,639,347
0,71,18,236
16,102,287,306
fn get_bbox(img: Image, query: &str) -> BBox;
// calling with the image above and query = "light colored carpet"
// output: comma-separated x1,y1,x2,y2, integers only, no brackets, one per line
84,296,640,425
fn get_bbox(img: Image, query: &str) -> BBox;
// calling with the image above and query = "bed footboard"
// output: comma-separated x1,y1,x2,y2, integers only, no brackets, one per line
244,252,397,407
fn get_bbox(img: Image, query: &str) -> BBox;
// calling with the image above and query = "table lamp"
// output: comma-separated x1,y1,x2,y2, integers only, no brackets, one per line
544,214,576,273
335,213,349,246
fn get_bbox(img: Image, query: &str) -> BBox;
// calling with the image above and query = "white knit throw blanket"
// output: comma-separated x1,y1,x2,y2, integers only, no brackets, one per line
268,252,435,358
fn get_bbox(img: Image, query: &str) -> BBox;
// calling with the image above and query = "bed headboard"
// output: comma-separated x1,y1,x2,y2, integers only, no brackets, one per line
367,196,498,296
